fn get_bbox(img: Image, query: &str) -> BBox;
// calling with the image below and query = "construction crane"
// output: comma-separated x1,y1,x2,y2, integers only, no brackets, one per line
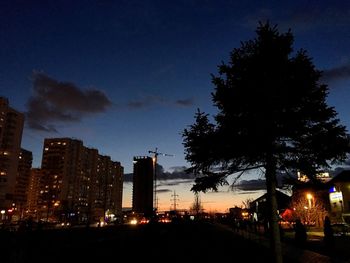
148,147,174,213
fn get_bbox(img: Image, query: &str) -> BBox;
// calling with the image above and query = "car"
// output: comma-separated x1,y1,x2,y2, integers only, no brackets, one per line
331,222,350,236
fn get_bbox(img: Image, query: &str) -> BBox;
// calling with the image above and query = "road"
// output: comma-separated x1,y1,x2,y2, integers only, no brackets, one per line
2,221,276,263
4,220,349,263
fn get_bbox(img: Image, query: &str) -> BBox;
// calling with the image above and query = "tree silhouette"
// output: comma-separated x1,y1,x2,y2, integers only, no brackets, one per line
190,192,204,217
183,22,349,263
290,196,327,227
242,198,253,209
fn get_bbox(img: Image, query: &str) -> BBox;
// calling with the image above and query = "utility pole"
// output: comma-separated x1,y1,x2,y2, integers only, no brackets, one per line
156,197,159,211
171,190,179,211
148,148,173,213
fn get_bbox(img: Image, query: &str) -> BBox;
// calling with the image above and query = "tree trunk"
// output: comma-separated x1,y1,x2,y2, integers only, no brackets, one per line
265,156,283,263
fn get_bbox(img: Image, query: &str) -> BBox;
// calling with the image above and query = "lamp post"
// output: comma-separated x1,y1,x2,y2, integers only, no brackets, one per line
306,193,313,209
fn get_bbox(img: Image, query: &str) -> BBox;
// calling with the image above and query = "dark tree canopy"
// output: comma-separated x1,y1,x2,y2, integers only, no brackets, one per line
183,22,350,263
183,23,350,192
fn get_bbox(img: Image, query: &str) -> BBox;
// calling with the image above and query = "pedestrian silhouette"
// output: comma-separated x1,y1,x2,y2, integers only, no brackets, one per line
294,219,307,247
323,216,334,247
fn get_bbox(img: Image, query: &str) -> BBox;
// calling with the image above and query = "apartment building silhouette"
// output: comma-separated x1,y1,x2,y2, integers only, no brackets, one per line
39,138,123,223
0,97,27,211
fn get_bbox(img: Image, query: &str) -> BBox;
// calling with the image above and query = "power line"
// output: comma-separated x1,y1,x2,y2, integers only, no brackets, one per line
170,190,179,211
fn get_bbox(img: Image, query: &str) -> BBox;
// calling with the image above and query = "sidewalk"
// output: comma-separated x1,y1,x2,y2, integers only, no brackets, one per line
217,223,346,263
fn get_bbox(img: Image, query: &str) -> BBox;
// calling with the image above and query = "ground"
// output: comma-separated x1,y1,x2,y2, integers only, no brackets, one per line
1,220,349,263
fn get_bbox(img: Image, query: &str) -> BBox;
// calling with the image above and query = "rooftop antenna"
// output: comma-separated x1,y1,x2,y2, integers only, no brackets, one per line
148,147,174,213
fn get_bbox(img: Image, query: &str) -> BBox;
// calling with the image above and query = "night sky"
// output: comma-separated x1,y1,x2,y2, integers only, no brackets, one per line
1,1,350,211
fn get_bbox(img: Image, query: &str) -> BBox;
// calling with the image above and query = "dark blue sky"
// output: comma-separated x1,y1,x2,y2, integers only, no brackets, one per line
1,0,350,174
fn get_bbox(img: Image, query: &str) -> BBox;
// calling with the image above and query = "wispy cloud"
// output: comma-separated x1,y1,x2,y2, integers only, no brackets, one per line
234,179,266,191
322,63,350,83
123,165,195,183
127,95,165,109
26,71,112,132
156,189,172,194
126,95,194,109
158,179,194,187
236,190,262,195
175,98,194,107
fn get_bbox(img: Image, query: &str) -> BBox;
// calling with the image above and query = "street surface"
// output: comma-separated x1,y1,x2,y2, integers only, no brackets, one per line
2,221,350,262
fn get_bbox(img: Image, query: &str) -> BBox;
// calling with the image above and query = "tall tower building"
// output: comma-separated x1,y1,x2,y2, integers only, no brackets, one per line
27,168,43,218
91,156,124,222
111,161,123,218
132,156,153,217
14,148,33,217
0,97,24,210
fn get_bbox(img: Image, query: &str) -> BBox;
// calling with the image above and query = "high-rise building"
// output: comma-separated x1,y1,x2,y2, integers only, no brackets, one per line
27,168,43,219
111,161,123,218
91,155,124,222
132,156,154,217
39,138,123,223
0,97,24,210
39,138,83,222
14,148,33,218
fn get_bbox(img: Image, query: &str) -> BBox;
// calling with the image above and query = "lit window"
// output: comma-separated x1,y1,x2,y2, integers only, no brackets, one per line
45,147,49,151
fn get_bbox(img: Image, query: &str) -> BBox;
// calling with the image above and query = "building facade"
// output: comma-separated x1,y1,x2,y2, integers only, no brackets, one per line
328,171,350,223
27,168,43,219
0,97,24,210
13,148,33,219
39,138,123,224
132,156,154,217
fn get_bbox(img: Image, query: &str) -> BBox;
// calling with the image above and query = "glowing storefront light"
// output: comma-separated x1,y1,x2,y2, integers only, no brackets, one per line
329,191,343,202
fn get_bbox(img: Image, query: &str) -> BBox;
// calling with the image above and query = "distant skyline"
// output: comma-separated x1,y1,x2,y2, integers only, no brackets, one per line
2,1,350,211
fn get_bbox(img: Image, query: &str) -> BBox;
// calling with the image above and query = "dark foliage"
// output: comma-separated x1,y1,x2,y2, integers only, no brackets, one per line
183,22,349,192
183,22,349,263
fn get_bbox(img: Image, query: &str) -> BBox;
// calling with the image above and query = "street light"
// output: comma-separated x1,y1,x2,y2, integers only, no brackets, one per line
306,193,313,209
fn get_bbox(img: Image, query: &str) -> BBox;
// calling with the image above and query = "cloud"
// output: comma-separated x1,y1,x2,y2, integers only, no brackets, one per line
236,190,261,195
26,72,112,132
127,95,165,109
123,165,195,182
322,64,350,83
344,157,350,166
156,189,172,194
158,179,194,186
126,95,194,109
160,166,195,180
175,98,194,107
234,179,266,191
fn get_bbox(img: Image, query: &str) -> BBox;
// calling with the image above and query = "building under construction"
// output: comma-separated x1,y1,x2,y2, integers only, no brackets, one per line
132,156,153,217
